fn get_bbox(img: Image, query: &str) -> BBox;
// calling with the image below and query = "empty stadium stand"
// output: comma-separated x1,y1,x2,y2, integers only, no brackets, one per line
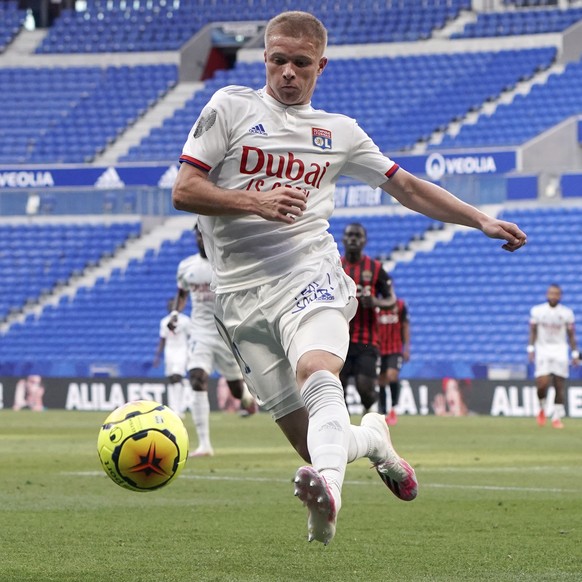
1,206,581,379
436,55,582,148
1,1,582,382
0,1,26,54
122,46,557,161
0,64,177,164
35,0,472,54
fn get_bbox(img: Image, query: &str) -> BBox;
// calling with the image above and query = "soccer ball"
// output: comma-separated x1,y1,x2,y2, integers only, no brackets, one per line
97,400,189,492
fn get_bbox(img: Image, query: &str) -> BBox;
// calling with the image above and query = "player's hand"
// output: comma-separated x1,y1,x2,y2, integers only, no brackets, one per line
359,295,375,309
482,219,527,252
253,185,308,224
167,310,179,331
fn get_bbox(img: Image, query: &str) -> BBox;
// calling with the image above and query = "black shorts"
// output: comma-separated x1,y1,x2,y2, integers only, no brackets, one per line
379,353,403,374
341,343,379,379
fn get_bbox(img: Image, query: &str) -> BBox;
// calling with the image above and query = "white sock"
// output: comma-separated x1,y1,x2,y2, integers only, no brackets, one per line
347,425,375,463
301,370,350,510
539,397,546,412
553,403,565,420
191,391,211,450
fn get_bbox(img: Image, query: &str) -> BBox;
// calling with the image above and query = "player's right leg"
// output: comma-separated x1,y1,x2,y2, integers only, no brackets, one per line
188,367,214,457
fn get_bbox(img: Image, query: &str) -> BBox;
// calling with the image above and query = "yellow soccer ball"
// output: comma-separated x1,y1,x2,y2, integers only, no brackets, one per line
97,400,189,492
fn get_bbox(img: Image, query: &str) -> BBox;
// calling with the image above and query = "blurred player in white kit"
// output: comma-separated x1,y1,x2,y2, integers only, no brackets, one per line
154,300,191,415
528,284,579,428
170,225,258,458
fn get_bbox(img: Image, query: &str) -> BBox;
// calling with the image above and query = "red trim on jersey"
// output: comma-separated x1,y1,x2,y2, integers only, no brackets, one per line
342,254,383,348
385,163,399,179
179,155,211,172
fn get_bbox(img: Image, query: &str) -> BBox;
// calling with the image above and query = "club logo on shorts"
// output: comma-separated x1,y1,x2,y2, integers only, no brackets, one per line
312,127,332,150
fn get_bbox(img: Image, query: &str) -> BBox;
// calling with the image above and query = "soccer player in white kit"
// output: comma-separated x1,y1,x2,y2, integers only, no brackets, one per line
154,299,191,384
528,284,579,428
170,225,258,458
172,11,527,544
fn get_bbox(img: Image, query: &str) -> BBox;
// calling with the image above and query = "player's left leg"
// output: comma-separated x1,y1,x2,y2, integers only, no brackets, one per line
226,379,258,415
551,375,566,429
535,374,551,426
188,367,214,457
353,345,379,414
386,361,402,425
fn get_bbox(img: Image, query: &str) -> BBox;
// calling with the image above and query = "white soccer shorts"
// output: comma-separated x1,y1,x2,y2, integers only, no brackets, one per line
187,330,243,381
213,255,357,419
535,353,569,379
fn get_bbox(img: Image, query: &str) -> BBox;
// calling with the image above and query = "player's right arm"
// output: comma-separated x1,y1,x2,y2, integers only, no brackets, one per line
172,154,306,225
168,289,188,331
527,320,537,363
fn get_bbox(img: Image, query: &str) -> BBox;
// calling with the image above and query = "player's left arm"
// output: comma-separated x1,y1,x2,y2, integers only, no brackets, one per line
153,337,165,367
381,168,526,252
567,322,579,365
402,304,410,362
528,321,537,363
372,268,397,308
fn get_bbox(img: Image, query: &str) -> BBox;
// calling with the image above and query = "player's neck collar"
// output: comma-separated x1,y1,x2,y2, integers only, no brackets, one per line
260,87,312,112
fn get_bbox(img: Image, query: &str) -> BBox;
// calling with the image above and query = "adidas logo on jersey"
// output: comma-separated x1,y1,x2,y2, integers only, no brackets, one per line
248,123,268,136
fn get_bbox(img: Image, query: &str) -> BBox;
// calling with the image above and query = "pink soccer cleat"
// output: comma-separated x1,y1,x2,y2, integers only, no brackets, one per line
293,466,337,545
361,412,418,502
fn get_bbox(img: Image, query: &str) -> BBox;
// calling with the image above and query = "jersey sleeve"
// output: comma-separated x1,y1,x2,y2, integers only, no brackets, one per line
179,87,235,172
176,259,188,291
159,317,169,339
341,121,399,187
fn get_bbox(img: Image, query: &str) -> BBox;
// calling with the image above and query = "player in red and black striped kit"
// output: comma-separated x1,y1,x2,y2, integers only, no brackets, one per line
377,298,410,425
340,223,395,412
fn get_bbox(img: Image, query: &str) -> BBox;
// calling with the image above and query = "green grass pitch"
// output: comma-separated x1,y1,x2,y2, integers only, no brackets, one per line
1,410,581,582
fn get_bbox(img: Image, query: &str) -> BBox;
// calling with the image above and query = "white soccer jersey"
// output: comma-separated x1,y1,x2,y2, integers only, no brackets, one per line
530,302,575,359
176,253,218,334
180,86,398,293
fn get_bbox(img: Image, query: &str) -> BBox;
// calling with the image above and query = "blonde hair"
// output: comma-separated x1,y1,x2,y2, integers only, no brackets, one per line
265,11,327,54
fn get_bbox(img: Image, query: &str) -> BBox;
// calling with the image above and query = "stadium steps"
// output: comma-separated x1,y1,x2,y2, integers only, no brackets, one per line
384,222,460,272
94,82,203,165
432,9,476,40
0,28,47,61
419,59,565,152
0,215,191,334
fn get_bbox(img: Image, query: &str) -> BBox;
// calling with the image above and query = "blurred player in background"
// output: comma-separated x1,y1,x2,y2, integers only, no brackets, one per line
528,284,579,429
172,10,526,544
153,300,191,414
340,223,395,413
377,296,410,425
12,374,45,411
170,225,258,457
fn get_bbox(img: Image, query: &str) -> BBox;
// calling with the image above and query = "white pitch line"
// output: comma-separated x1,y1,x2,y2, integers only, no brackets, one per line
64,471,580,493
